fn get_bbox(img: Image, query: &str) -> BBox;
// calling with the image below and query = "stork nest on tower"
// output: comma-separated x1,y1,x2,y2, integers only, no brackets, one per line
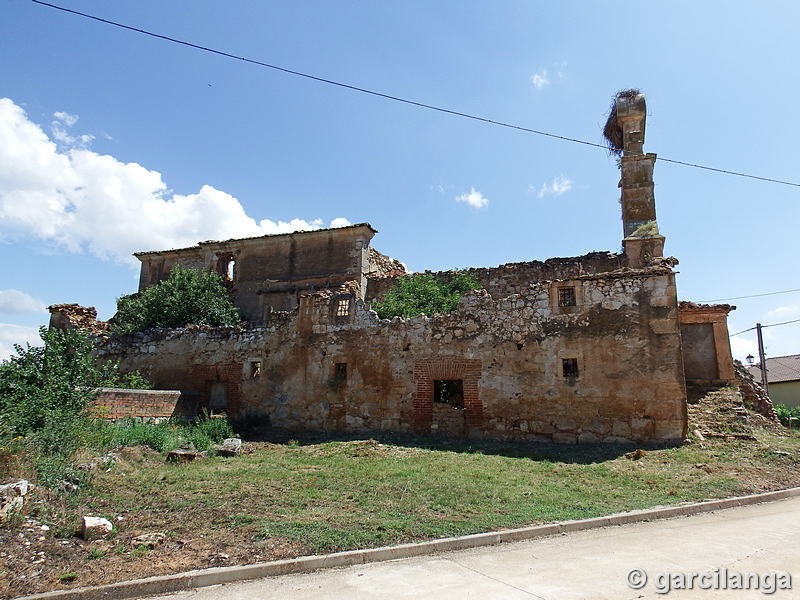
602,88,641,157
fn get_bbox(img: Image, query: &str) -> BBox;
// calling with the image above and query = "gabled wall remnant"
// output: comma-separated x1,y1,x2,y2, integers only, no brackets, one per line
135,224,382,325
678,302,736,384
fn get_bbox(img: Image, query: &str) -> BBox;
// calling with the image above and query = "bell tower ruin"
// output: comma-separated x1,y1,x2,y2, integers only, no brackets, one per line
604,90,665,268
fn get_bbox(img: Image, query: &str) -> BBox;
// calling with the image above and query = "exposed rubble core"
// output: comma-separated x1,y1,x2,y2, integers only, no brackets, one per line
48,304,109,333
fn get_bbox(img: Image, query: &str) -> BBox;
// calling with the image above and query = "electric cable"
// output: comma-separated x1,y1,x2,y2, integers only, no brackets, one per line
29,0,800,188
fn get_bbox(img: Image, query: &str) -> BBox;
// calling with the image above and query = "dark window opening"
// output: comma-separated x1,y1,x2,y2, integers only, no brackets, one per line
558,287,576,307
250,361,262,377
434,379,464,408
217,253,236,283
336,298,350,318
334,362,348,381
208,380,228,415
562,358,579,378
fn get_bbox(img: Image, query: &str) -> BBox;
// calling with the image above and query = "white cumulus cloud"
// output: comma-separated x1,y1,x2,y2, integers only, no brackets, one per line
0,323,43,361
0,98,349,267
765,304,800,320
0,290,47,315
530,69,549,90
535,175,573,198
455,188,489,210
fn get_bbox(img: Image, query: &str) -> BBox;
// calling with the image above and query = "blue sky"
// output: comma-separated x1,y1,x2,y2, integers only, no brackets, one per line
2,1,799,363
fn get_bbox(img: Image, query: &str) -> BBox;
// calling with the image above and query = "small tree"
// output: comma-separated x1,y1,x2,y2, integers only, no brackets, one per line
0,328,150,486
111,265,241,334
371,271,482,319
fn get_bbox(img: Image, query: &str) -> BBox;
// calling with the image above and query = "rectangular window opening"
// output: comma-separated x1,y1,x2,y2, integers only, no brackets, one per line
336,298,350,318
250,360,262,377
208,380,228,415
558,287,576,307
334,362,348,381
562,358,579,378
434,379,464,408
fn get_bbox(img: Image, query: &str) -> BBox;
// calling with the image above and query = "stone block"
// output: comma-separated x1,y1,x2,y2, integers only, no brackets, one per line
611,422,631,437
552,418,577,431
654,419,685,441
528,421,555,435
0,480,29,524
82,516,113,540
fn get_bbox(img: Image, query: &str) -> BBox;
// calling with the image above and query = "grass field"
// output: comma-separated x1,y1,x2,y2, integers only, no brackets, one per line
2,387,800,597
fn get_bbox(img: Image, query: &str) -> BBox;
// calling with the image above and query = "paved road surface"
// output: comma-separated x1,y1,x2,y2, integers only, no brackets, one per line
153,497,800,600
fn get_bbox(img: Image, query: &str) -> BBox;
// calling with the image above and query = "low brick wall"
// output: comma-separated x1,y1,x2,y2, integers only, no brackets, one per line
92,388,198,420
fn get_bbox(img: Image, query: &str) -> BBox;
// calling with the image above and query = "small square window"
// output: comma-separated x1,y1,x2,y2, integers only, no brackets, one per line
336,298,350,318
250,361,262,377
334,363,347,381
558,287,576,307
562,358,579,378
434,379,464,408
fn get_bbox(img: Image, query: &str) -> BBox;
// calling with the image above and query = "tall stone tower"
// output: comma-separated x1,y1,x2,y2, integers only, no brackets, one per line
605,91,665,268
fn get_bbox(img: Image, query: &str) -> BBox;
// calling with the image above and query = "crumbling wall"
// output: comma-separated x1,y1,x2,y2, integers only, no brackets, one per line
733,360,777,421
135,224,377,325
365,252,627,304
99,266,687,444
49,304,109,333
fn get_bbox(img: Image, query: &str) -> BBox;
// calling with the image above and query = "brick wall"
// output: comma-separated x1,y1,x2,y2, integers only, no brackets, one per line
91,388,198,420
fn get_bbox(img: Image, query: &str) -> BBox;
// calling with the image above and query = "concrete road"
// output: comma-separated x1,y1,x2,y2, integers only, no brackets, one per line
154,497,800,600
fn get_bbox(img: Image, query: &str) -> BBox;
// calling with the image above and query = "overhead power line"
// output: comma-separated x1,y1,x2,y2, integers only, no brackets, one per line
31,0,800,188
730,318,800,337
700,287,800,303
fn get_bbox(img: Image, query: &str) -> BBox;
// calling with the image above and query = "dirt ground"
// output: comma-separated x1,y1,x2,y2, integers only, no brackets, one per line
0,485,306,599
2,388,800,599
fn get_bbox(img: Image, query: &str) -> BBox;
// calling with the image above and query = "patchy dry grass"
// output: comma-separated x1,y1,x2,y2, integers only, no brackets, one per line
3,388,800,598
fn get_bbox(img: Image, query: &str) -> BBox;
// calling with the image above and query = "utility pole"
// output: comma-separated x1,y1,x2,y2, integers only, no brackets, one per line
756,322,769,395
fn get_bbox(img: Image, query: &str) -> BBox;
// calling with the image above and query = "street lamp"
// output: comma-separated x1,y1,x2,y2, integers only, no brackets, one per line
746,354,755,365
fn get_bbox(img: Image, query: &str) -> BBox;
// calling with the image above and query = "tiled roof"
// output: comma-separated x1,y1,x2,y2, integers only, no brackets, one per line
134,222,376,257
746,354,800,384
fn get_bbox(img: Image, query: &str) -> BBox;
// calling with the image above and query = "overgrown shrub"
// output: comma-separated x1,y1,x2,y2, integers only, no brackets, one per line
111,265,241,334
0,328,151,487
775,404,800,428
371,271,482,319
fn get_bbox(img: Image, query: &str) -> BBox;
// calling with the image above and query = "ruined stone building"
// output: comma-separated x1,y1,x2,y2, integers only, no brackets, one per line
53,92,736,444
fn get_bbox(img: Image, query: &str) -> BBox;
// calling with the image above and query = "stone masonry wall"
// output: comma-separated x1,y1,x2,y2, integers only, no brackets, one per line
97,264,687,444
366,251,627,304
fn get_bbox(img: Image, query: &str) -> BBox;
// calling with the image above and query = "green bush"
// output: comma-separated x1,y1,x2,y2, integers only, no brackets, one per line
0,327,151,487
371,271,482,319
111,265,241,334
775,404,800,428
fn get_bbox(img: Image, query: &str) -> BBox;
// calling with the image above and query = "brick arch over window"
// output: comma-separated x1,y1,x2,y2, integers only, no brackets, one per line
413,358,482,435
192,363,243,417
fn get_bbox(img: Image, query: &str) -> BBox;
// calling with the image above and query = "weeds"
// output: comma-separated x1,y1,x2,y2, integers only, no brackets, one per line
129,545,149,559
